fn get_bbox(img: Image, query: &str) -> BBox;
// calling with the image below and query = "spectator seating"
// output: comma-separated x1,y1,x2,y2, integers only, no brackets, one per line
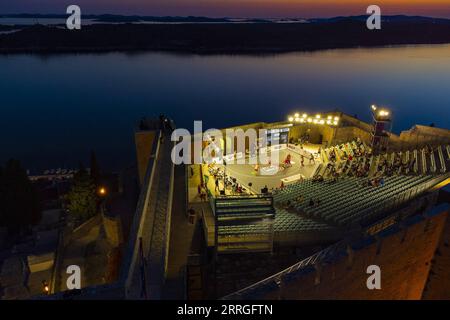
274,173,449,228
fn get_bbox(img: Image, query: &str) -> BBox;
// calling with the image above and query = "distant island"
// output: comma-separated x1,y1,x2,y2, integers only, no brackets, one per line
1,15,450,54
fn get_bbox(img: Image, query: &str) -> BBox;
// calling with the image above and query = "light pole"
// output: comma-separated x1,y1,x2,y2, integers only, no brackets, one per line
370,105,392,154
287,112,340,146
98,186,107,215
42,280,50,295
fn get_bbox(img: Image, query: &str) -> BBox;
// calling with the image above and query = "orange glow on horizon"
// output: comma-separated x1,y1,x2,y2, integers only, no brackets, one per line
197,0,450,17
3,0,450,18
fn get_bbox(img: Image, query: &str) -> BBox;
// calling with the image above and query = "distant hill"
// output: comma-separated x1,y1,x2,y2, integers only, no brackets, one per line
2,13,449,25
0,14,259,23
1,15,450,54
310,15,450,24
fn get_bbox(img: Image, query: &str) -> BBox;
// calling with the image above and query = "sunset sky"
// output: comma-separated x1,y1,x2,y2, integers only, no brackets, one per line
2,0,450,18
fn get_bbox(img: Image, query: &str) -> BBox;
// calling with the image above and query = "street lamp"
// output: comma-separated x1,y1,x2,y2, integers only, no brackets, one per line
98,187,107,196
98,186,108,215
42,280,50,295
371,104,392,154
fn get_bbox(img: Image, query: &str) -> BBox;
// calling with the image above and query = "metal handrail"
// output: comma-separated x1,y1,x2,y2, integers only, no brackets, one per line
221,239,346,300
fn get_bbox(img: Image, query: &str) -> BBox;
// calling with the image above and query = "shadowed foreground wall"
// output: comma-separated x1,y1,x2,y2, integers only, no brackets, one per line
135,131,157,185
261,210,448,300
422,203,450,299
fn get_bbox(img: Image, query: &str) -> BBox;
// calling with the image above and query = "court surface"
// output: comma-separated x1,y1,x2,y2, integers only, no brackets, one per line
222,148,321,193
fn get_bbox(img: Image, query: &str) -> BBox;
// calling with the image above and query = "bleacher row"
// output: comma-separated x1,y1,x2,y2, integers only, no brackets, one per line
321,141,450,177
321,140,370,165
218,224,272,236
274,174,448,227
274,209,333,232
366,145,450,176
213,195,275,239
215,208,334,235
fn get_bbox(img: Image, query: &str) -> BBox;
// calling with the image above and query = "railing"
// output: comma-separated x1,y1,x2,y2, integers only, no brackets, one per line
405,151,411,174
430,151,437,173
163,147,176,278
221,239,347,300
122,130,162,297
413,149,419,173
144,133,175,299
438,146,446,173
387,139,450,154
215,193,273,200
422,149,427,174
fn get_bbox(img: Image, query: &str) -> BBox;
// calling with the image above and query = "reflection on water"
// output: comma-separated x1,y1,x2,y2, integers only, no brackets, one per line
0,44,449,171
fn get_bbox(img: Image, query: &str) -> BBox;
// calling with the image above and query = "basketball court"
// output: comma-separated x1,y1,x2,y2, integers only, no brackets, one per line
214,144,322,194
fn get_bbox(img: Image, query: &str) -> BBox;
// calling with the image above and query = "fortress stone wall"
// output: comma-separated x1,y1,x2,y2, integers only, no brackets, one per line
103,214,124,247
422,203,450,299
135,131,157,185
255,209,448,300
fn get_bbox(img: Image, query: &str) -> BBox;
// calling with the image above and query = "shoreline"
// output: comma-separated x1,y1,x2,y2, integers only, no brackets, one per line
1,21,450,55
1,42,450,56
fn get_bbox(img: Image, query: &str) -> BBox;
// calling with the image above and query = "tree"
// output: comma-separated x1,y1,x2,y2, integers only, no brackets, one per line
0,159,41,234
66,163,98,222
90,150,101,187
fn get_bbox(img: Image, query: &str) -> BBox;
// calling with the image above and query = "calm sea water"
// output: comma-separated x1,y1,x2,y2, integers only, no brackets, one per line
1,44,449,171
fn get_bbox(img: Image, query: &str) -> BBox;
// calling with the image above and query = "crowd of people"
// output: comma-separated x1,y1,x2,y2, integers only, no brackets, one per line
316,138,427,188
197,183,208,202
324,138,373,178
375,153,415,177
272,140,444,220
207,164,251,196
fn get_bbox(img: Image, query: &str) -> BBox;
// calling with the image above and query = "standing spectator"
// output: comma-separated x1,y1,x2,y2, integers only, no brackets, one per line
215,178,219,192
188,207,196,224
